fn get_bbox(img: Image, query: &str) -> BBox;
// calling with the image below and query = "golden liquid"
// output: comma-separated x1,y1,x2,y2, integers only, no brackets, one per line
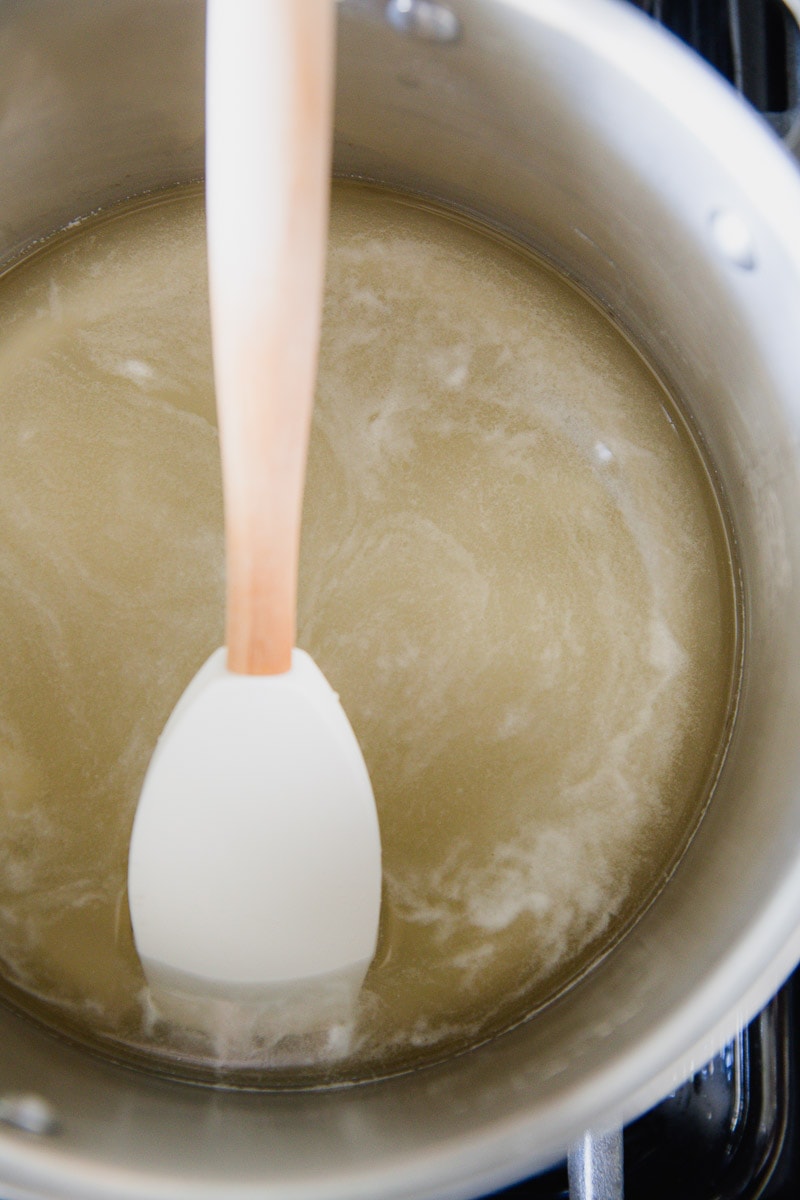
0,184,737,1085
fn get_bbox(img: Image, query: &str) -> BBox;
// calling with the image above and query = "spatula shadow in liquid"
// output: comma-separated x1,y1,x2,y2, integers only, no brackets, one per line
127,0,382,1058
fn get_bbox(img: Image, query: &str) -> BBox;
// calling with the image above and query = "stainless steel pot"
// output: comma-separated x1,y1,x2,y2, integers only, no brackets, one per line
2,1,800,1197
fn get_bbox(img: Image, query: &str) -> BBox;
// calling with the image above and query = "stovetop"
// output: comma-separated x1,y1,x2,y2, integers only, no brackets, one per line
630,0,800,147
486,3,800,1197
495,975,799,1197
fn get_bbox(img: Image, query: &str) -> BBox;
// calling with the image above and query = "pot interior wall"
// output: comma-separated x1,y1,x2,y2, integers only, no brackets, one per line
2,1,800,1196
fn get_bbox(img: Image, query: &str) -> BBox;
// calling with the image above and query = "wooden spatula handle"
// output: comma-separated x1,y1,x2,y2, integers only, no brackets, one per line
205,0,334,675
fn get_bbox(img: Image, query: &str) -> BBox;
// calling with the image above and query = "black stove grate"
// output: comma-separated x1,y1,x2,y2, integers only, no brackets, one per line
630,0,800,140
491,979,796,1198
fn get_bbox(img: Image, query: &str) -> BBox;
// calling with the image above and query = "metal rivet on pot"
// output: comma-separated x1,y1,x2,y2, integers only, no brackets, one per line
0,1093,60,1136
385,0,461,42
709,208,757,270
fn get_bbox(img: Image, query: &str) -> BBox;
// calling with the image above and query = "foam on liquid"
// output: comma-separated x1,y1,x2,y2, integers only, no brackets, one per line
0,184,737,1084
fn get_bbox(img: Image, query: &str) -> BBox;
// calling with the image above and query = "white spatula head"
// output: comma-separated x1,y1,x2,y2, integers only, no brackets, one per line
128,649,382,1031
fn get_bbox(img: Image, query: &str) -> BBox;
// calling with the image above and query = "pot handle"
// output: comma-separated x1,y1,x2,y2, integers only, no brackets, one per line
567,1127,624,1200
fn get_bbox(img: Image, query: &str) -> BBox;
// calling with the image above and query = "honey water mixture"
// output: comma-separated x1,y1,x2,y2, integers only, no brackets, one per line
0,184,737,1084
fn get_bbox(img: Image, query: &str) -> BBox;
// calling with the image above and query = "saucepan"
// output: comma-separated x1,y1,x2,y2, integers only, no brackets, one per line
2,0,800,1196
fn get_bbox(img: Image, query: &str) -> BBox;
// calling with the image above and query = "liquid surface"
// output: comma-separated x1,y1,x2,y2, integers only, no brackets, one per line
0,185,736,1084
